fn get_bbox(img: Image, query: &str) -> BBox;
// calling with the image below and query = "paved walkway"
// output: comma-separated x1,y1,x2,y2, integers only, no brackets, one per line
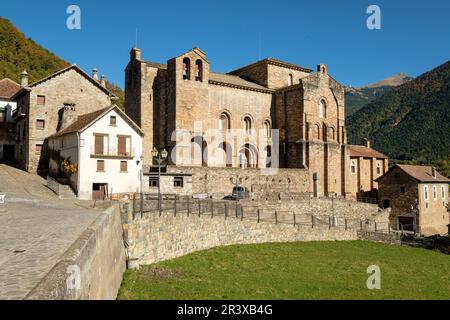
0,164,102,300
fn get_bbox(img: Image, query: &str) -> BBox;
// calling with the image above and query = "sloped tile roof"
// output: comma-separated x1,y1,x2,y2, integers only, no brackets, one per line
397,164,450,183
209,72,273,92
0,78,20,99
348,144,388,159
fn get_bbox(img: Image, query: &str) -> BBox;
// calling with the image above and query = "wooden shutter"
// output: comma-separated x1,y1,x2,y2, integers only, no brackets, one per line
37,95,46,105
118,136,126,156
97,160,104,172
95,135,104,155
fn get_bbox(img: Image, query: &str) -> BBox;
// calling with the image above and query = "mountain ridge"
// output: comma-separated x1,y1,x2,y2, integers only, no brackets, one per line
0,17,124,108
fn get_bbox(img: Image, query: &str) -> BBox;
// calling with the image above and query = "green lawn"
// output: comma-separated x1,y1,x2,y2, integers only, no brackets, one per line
117,241,450,300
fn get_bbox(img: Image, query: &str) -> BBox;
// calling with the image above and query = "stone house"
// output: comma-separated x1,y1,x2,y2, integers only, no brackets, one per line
10,65,117,173
0,78,20,162
376,164,450,236
347,139,389,201
125,47,384,198
47,105,144,200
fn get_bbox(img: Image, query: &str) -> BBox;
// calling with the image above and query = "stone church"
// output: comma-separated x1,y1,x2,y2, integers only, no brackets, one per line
125,47,386,198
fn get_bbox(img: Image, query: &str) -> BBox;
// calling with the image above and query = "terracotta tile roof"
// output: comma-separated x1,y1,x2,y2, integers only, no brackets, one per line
0,78,20,99
397,164,450,183
145,61,167,69
50,105,144,139
348,144,388,159
229,57,312,75
209,72,273,92
51,107,111,138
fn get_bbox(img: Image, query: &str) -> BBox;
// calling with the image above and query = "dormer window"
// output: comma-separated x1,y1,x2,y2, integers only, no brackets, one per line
195,60,203,82
183,58,191,80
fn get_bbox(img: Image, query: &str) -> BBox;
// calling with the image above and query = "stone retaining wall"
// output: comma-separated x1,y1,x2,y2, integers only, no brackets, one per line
123,208,358,269
25,205,126,300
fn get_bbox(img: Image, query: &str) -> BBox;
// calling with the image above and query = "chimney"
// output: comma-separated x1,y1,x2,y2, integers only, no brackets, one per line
100,74,106,88
20,70,28,87
59,104,77,132
432,167,437,179
92,67,99,81
363,138,371,148
130,48,141,61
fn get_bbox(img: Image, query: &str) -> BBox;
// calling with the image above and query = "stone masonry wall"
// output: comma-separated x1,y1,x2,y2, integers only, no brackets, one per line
25,205,126,300
123,208,358,268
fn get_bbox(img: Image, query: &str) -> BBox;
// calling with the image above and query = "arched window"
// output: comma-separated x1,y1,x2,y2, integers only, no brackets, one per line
195,60,203,82
328,127,335,141
288,74,293,86
219,112,230,131
243,116,252,134
314,124,320,140
264,120,271,137
183,58,191,80
319,99,327,118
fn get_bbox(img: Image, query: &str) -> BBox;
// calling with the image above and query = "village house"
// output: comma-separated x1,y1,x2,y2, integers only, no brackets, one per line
376,164,450,236
47,105,144,200
347,139,389,201
10,65,117,173
0,78,20,162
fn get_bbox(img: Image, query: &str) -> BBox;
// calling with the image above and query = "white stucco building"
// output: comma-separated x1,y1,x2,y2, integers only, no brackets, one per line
48,105,144,200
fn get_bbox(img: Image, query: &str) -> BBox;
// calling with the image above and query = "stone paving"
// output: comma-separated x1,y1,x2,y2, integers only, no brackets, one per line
0,164,101,300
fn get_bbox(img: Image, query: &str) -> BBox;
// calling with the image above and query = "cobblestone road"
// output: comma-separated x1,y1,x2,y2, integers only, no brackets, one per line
0,164,102,300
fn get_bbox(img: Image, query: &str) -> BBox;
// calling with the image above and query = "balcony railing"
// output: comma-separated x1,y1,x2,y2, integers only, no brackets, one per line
90,147,135,159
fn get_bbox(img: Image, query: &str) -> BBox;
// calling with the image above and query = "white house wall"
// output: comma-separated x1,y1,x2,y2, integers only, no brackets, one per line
78,109,143,200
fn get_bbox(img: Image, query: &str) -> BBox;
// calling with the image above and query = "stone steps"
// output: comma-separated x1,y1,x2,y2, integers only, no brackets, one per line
58,185,77,200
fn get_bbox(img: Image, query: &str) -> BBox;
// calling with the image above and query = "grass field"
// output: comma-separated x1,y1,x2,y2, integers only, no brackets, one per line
117,241,450,300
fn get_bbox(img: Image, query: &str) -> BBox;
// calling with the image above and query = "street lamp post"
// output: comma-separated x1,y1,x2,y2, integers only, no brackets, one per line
152,147,168,215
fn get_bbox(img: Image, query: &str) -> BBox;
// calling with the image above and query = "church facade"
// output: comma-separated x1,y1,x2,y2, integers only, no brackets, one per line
125,47,384,198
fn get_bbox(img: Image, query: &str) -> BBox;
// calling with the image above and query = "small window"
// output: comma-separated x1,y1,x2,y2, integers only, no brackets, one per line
400,186,406,193
243,117,252,134
120,161,127,172
425,202,429,209
350,161,357,174
37,95,46,105
264,121,271,138
110,116,117,126
36,119,45,130
195,60,203,82
97,160,105,172
319,99,326,118
183,58,191,80
432,185,437,200
376,164,381,175
441,185,446,200
35,144,43,155
174,177,184,188
424,185,429,201
288,74,293,86
149,177,159,188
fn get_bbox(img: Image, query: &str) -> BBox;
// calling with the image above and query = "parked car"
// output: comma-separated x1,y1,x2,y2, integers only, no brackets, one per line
232,186,250,200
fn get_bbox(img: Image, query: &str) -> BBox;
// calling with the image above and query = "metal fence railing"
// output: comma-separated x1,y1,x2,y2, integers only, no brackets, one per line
117,193,406,234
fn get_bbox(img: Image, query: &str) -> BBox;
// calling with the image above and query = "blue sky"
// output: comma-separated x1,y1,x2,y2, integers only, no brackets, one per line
2,0,449,88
